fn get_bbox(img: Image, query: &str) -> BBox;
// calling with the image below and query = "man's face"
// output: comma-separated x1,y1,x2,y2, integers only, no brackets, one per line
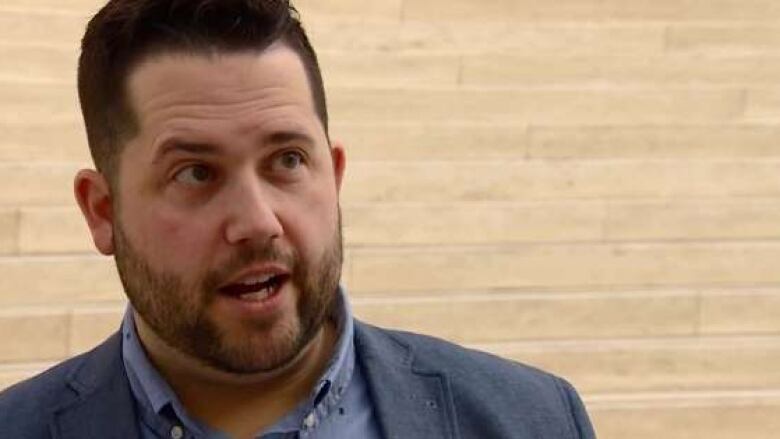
111,44,344,374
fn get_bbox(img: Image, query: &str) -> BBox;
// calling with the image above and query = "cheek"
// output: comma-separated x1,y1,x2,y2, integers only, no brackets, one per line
287,188,340,251
131,205,218,266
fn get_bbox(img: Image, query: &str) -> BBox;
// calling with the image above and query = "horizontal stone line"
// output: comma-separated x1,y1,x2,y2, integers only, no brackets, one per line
0,119,759,130
0,291,699,314
342,238,780,252
0,308,68,318
11,251,103,258
0,254,107,262
345,157,780,165
332,52,780,62
11,241,780,259
0,301,126,315
517,194,780,203
585,389,780,409
0,161,84,166
9,194,780,210
527,121,780,129
356,48,669,57
352,285,780,298
463,53,780,60
5,286,780,314
0,115,81,124
0,77,752,92
338,121,780,127
340,84,750,92
343,197,780,207
0,75,72,85
336,20,666,30
362,285,780,298
469,334,780,352
9,158,780,168
6,286,780,313
353,290,701,304
333,120,532,128
0,361,56,372
0,40,76,49
6,119,778,130
347,241,780,254
667,23,780,30
16,243,780,260
335,80,757,88
0,285,774,302
0,5,88,16
0,203,78,209
319,48,466,56
12,250,106,263
350,283,780,296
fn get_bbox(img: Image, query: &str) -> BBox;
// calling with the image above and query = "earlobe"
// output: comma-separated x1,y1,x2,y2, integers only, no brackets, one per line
330,141,346,192
74,169,115,255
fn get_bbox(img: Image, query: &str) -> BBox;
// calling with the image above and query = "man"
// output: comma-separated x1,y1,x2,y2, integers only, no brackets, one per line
0,1,595,438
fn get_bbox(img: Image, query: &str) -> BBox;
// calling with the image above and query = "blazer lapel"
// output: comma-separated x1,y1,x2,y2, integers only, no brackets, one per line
52,332,140,439
355,321,457,439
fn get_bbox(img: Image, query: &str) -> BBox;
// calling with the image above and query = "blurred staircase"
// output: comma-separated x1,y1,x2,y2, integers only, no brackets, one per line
2,1,780,437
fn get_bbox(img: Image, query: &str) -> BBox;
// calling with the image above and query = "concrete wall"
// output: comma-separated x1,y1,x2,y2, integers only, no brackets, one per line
2,1,780,437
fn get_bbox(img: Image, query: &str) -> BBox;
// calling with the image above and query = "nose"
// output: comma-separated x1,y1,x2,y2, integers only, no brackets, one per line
222,177,284,245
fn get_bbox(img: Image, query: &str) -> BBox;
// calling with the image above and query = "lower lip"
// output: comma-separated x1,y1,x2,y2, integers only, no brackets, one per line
216,279,289,318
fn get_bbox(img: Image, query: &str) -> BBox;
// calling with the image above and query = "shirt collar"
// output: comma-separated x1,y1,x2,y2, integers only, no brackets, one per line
121,285,356,436
265,288,356,434
121,309,181,416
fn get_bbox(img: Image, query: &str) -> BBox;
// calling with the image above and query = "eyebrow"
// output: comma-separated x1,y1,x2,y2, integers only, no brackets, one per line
266,130,317,147
153,141,220,164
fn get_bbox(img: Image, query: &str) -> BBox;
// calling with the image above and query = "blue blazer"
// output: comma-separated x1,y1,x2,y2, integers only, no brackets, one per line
0,321,596,438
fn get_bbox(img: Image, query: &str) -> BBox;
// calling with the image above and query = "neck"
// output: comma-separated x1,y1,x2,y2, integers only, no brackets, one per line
134,313,338,438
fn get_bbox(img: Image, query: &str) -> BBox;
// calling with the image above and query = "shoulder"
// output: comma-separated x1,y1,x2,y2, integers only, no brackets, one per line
357,320,563,387
363,321,564,390
0,356,84,437
0,333,121,437
355,321,595,438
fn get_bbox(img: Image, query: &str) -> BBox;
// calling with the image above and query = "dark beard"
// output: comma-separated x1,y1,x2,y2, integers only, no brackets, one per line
113,216,342,374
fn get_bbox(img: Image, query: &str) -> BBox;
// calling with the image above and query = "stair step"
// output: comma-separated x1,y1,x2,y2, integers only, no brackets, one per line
347,243,780,293
588,390,780,439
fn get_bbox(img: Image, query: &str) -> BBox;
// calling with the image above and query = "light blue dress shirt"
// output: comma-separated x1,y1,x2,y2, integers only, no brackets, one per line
121,287,382,439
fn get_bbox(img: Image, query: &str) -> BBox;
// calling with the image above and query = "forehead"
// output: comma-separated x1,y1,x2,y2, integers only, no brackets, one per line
125,43,317,133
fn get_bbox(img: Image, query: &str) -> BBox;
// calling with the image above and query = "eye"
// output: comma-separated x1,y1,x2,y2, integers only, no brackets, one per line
274,150,305,171
173,164,214,185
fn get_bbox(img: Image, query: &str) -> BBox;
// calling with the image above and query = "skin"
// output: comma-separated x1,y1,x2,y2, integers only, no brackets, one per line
74,43,346,438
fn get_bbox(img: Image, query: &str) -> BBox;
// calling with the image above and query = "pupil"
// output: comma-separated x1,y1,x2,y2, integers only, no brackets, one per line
283,153,300,168
192,166,210,181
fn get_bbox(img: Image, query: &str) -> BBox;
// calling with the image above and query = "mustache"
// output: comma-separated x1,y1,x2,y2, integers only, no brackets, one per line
202,242,299,292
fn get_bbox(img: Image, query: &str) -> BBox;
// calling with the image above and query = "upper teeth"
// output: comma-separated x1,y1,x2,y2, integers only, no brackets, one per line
238,274,274,286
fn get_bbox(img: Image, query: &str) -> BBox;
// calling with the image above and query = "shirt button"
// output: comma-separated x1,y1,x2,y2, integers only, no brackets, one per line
170,425,184,439
303,413,316,429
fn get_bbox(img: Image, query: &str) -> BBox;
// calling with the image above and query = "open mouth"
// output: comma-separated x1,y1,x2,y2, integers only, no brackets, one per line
218,273,290,302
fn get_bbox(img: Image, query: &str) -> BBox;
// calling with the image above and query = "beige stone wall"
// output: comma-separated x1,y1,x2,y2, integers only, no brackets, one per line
3,0,780,437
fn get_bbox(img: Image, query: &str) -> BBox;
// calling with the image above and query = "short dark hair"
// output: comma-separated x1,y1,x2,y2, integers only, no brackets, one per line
78,0,328,178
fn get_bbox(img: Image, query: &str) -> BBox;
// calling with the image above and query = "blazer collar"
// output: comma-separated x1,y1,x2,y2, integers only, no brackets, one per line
50,322,458,439
355,321,458,439
53,331,140,439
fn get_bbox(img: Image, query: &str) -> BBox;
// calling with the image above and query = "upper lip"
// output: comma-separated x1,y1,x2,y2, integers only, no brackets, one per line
219,264,290,289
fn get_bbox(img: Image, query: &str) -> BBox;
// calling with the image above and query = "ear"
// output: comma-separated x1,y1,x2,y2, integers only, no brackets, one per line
330,140,346,193
74,169,115,255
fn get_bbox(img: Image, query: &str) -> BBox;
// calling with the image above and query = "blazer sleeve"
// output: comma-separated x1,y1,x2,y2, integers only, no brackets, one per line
556,378,597,439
